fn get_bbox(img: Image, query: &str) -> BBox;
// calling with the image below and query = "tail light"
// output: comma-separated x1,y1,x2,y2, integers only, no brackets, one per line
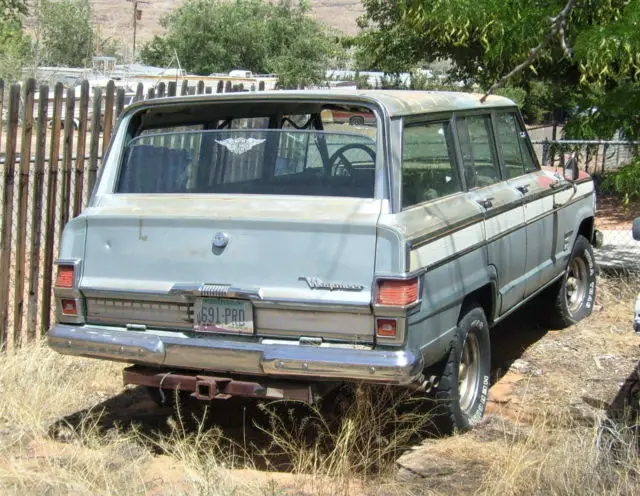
376,318,397,337
55,265,75,288
376,278,419,307
54,260,84,324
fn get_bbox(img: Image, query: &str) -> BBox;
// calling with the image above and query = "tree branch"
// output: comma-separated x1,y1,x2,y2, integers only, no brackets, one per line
480,0,575,102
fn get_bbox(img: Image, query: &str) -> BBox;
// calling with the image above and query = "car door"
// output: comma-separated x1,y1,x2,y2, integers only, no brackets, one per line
455,114,528,315
493,111,557,297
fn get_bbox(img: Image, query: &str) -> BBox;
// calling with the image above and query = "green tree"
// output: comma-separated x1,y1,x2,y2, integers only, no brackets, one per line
140,0,344,88
0,0,30,82
357,0,640,138
37,0,95,67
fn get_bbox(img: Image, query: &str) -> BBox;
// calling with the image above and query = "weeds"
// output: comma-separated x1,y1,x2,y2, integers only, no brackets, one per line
0,274,640,494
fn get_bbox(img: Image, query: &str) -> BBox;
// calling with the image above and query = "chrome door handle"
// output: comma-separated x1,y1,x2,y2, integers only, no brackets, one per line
477,197,493,209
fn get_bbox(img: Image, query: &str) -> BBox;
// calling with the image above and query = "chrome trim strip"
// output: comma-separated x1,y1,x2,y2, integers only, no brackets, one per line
425,240,486,272
48,324,424,385
169,283,263,300
486,224,525,244
254,299,371,314
407,213,484,250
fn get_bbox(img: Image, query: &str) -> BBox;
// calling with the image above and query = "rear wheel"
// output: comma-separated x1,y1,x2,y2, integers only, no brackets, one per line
433,305,491,434
546,234,596,329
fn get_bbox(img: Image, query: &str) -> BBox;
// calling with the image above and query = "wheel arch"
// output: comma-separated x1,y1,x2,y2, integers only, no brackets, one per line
459,281,497,325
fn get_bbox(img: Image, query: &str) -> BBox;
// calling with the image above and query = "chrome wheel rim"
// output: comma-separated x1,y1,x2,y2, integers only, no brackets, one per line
458,332,481,413
565,256,588,315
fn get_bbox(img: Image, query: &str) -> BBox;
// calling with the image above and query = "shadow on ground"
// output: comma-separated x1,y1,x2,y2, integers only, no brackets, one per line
48,300,551,473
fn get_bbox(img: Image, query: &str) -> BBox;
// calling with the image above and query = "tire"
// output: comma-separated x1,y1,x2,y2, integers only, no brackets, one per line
546,234,596,329
349,116,365,126
433,305,491,434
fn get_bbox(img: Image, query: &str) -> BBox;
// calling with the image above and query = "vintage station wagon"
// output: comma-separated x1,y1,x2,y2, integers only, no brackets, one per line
48,90,598,432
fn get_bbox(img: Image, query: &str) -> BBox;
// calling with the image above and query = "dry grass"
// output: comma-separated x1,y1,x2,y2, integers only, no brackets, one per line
1,274,640,495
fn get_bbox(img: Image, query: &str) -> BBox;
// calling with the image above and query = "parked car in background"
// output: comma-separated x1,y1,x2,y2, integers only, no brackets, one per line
48,90,598,433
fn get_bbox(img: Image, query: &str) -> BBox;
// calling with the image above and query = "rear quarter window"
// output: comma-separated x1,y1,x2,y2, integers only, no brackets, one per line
402,121,462,208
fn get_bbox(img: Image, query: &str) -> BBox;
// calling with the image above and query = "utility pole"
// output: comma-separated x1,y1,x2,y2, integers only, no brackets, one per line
128,0,151,63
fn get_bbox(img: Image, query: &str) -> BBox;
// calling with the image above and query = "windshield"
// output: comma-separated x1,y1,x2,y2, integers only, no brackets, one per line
117,129,376,198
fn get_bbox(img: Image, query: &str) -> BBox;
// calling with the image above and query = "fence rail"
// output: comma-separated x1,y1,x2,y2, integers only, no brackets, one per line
0,77,257,350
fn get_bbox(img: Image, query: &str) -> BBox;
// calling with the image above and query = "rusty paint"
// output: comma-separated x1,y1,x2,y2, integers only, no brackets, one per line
123,366,314,403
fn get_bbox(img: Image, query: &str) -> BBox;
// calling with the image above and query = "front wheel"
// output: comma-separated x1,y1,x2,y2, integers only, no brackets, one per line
433,305,491,434
546,234,596,329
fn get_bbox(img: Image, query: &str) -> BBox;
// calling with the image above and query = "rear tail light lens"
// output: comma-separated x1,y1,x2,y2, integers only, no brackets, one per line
376,278,419,306
61,299,78,316
55,265,75,288
376,318,397,337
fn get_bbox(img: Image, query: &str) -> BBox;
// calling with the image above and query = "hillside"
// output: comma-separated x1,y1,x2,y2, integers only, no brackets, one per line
89,0,363,53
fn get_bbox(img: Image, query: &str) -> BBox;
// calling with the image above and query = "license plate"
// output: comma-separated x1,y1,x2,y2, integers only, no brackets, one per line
193,298,253,334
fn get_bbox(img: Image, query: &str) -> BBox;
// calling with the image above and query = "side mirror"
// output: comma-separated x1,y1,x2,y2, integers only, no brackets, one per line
633,217,640,241
563,155,579,182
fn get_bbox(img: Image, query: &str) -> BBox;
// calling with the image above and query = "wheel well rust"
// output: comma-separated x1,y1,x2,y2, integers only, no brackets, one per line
578,217,594,244
460,283,495,324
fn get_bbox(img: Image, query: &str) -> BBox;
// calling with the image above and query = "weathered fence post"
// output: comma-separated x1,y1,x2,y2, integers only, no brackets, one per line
180,80,189,96
102,81,115,156
12,78,36,345
168,81,177,97
41,82,64,334
135,83,144,103
115,87,126,118
87,87,102,196
73,80,89,218
217,81,224,93
0,84,21,347
28,84,49,340
225,81,232,93
0,79,4,153
157,82,166,98
197,81,205,95
59,87,75,238
147,87,155,100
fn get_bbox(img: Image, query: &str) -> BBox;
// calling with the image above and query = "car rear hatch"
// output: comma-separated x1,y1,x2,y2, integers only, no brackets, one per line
81,195,382,343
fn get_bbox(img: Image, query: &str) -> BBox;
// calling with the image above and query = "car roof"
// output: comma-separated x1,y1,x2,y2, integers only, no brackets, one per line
124,89,516,118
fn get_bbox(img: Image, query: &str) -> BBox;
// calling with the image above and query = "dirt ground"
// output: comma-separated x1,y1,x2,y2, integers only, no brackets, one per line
596,195,640,230
1,276,640,495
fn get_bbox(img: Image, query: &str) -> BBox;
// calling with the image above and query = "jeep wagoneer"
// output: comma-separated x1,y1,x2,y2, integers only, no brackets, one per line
48,90,597,432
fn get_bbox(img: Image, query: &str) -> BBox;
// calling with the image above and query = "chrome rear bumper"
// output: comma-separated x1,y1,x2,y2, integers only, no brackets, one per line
47,324,424,385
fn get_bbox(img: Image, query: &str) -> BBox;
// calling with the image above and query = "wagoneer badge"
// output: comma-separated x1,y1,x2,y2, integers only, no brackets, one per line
300,277,364,292
212,232,229,248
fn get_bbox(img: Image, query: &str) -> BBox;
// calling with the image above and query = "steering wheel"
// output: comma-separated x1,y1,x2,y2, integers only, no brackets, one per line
328,143,376,177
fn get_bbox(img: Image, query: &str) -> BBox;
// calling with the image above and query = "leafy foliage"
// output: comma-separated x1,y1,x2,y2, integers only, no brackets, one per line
1,0,27,21
0,0,29,82
600,159,640,205
0,18,31,82
357,1,640,137
37,0,95,67
140,0,344,88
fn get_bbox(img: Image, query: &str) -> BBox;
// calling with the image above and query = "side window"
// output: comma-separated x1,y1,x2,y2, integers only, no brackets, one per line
402,120,462,208
494,112,538,178
457,115,501,188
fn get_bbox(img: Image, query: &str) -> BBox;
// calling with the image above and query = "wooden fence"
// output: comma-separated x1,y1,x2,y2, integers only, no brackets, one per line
0,77,259,350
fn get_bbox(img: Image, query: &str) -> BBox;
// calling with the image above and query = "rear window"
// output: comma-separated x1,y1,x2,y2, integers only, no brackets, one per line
117,129,376,198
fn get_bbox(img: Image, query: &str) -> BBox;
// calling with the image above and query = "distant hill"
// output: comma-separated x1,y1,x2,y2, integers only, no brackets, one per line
87,0,363,56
